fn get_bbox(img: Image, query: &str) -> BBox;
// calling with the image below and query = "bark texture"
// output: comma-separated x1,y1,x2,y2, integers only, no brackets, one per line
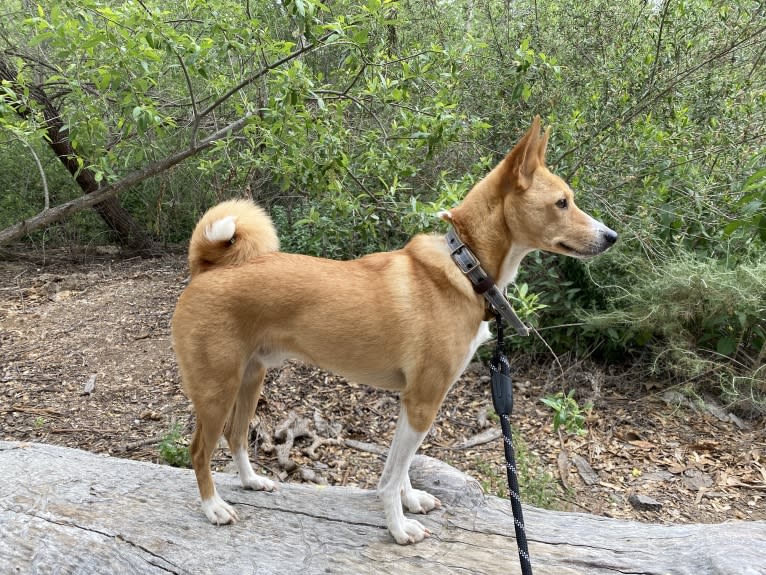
1,441,764,575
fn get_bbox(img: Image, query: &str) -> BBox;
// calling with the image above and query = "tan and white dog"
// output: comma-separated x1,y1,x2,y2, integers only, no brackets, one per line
171,116,617,545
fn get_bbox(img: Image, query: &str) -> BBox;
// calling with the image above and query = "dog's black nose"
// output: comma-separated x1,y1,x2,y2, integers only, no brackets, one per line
603,228,618,245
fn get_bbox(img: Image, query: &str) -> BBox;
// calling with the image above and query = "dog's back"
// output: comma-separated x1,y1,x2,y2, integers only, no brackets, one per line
187,199,279,277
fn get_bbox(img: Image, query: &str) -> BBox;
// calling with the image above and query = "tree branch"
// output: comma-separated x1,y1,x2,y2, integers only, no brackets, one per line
0,55,154,250
0,111,255,246
18,138,49,210
134,0,200,143
176,50,200,143
647,0,672,89
557,24,766,174
197,28,338,121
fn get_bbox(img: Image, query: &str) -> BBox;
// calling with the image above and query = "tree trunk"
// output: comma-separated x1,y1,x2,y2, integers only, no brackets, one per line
1,441,764,575
0,57,156,253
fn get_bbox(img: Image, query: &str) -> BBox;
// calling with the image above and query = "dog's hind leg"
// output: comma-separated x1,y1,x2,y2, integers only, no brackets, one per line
378,387,444,544
223,358,275,492
191,383,240,525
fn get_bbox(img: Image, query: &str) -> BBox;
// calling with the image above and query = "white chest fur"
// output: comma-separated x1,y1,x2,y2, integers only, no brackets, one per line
457,321,492,377
497,244,532,289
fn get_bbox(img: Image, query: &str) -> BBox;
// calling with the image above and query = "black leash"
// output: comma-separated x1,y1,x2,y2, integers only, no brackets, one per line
489,313,533,575
444,226,532,570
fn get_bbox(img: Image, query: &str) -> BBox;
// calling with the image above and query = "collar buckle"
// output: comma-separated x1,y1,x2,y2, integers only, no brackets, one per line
446,227,530,337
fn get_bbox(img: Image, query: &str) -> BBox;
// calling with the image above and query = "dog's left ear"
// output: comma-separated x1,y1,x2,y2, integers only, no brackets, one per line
503,115,543,191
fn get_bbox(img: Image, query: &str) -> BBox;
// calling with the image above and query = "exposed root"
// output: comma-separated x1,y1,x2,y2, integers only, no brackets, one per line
260,410,341,483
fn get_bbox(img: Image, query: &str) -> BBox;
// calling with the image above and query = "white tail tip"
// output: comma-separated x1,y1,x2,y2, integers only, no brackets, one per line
205,215,237,242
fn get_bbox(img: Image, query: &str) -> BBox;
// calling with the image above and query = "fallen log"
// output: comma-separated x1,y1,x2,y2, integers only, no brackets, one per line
0,441,763,574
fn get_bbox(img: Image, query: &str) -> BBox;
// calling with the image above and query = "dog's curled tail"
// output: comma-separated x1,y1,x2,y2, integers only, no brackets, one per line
188,199,279,277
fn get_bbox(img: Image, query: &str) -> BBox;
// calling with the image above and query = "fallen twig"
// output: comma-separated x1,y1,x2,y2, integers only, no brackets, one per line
50,428,120,434
5,405,64,417
343,439,387,455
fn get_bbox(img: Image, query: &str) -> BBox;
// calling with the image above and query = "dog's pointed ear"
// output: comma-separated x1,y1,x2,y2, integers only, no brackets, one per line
537,126,551,166
502,115,541,191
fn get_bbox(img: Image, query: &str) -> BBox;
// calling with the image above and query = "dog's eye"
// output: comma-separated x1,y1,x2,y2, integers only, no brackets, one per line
555,198,568,209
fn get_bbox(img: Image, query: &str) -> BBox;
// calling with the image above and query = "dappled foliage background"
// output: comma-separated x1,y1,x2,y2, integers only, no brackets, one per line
1,0,764,411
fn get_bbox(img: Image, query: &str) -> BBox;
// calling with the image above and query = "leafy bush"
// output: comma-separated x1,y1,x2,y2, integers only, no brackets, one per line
583,250,766,414
1,0,764,414
541,391,592,437
158,423,192,468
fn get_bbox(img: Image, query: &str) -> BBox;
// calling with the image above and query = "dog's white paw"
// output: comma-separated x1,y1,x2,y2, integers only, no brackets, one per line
241,475,276,492
390,517,431,545
201,494,238,525
402,488,441,514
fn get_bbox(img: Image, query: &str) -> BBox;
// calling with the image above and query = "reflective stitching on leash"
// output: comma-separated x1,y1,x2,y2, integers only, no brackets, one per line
446,226,533,573
490,315,534,575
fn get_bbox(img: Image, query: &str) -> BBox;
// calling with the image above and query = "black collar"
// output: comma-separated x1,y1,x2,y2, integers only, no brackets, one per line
446,227,529,337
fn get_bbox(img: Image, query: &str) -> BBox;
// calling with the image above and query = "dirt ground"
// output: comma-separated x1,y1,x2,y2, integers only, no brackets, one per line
1,247,764,525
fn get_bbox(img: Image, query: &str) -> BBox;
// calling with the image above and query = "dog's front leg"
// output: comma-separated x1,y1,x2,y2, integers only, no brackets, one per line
378,405,439,544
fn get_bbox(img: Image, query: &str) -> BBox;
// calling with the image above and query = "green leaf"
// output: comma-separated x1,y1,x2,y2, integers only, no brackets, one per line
352,29,369,45
744,168,766,190
716,336,737,356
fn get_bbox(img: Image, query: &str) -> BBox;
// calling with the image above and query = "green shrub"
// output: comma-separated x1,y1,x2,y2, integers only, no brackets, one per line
541,391,592,437
158,423,192,468
473,425,559,509
583,249,766,414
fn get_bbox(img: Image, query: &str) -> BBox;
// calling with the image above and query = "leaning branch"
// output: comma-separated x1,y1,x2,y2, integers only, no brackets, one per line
0,112,254,246
17,138,50,210
197,28,338,121
0,21,360,246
